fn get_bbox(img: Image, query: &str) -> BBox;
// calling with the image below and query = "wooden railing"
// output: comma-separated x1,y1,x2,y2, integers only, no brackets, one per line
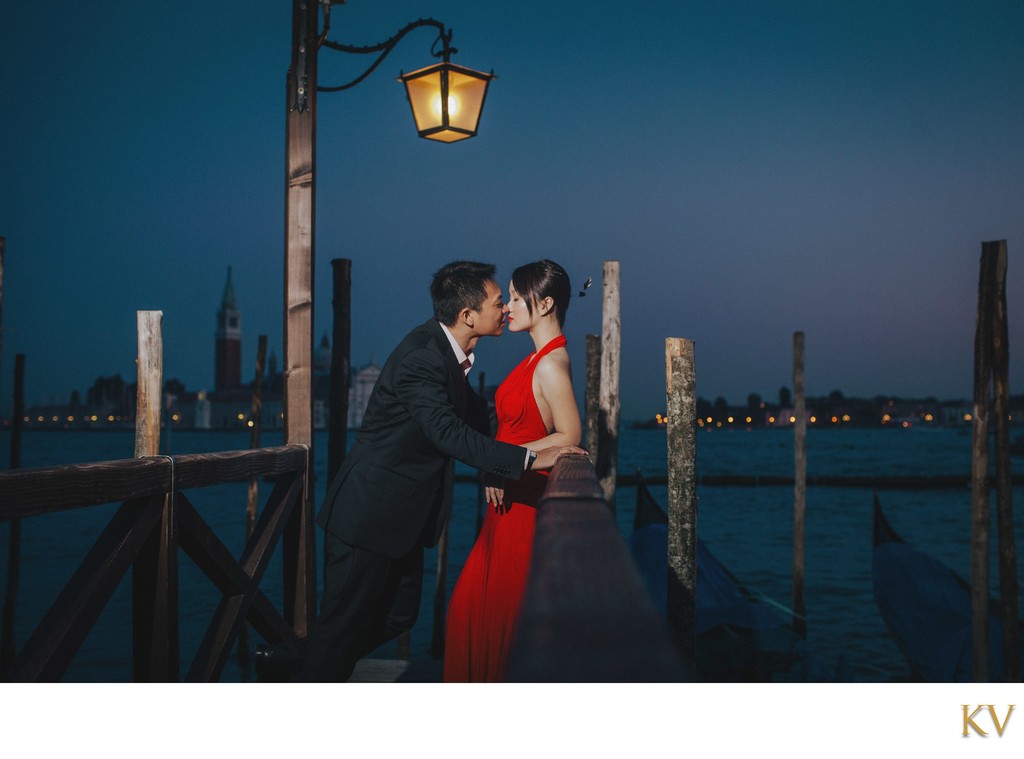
505,455,691,682
0,445,315,682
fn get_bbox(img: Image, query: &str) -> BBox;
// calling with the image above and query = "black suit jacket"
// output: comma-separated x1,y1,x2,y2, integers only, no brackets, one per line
317,319,526,558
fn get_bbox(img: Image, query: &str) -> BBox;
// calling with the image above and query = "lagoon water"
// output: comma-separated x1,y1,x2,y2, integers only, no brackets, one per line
1,424,1021,682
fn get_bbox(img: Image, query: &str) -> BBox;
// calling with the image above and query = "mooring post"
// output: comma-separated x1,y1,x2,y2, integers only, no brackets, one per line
430,525,448,660
8,355,22,470
665,338,696,668
329,259,351,484
972,243,997,682
989,240,1017,682
247,335,268,537
475,372,487,537
132,310,179,681
792,331,807,639
238,334,268,668
585,334,601,464
1,352,24,672
0,237,5,380
135,311,163,458
597,261,621,513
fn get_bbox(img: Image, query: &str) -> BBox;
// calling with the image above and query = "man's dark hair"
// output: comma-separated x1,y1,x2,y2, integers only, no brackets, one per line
511,259,572,327
431,261,497,326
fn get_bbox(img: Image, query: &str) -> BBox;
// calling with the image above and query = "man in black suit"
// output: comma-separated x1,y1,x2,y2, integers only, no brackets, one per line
257,261,583,681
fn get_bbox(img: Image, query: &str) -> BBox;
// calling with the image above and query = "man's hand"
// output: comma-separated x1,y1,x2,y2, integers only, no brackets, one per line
533,445,587,470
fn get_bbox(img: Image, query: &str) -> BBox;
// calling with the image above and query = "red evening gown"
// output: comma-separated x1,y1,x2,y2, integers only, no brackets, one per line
443,334,567,682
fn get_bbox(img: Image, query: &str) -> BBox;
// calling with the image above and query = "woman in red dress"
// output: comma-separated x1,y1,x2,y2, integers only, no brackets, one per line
444,259,582,682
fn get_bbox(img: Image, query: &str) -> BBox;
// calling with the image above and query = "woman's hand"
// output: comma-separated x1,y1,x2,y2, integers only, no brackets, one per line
486,485,507,513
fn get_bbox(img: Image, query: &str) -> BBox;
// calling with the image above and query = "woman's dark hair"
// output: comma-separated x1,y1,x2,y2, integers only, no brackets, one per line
430,261,497,326
511,259,571,327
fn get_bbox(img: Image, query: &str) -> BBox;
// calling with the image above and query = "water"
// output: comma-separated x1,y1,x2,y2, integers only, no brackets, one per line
1,425,1021,682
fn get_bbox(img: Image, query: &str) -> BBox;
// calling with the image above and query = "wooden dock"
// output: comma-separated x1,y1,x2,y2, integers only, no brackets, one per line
349,659,443,683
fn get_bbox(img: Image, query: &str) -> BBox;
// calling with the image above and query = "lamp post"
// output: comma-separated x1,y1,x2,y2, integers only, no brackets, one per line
281,1,494,634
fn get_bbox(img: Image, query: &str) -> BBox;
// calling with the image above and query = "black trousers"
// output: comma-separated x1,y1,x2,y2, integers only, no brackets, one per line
295,531,424,682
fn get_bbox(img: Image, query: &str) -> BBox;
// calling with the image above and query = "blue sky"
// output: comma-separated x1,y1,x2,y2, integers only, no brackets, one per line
1,0,1022,419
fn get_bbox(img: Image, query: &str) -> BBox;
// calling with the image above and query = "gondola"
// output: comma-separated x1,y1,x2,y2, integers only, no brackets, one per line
628,472,834,681
872,493,1020,681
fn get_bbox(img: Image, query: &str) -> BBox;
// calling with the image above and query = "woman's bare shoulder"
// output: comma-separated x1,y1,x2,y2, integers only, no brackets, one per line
534,347,572,380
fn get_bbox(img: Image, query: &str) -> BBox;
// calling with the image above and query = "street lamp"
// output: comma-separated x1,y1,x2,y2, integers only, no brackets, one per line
316,15,495,143
281,2,495,633
400,60,494,143
284,1,496,446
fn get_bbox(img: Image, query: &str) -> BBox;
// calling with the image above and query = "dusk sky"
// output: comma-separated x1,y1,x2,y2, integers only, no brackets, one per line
1,0,1022,420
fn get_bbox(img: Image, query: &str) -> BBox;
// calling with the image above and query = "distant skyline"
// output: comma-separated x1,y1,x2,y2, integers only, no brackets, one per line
1,1,1022,421
0,260,996,421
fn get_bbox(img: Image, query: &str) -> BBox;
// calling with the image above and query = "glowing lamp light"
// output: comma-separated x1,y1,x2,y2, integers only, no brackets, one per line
400,61,494,143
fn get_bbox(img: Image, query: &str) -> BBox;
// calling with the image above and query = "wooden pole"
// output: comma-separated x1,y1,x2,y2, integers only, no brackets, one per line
971,243,997,682
0,237,5,382
247,335,268,535
7,356,21,469
585,334,601,464
597,261,621,513
282,0,318,635
665,338,696,669
430,525,449,660
989,240,1018,681
237,334,268,669
792,331,807,639
132,314,179,680
328,259,351,485
135,311,163,458
475,371,486,538
1,353,24,672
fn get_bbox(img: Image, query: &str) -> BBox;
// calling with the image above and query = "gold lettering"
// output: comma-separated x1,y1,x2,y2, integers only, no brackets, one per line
988,705,1014,737
963,705,987,736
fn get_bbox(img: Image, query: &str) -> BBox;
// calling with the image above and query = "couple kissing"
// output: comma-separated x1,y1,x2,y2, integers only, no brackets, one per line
256,259,585,682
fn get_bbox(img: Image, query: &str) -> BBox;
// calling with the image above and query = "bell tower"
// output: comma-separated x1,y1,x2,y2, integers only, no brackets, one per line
215,266,242,393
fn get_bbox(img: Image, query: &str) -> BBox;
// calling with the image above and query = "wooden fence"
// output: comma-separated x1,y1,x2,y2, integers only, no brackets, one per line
0,445,314,682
